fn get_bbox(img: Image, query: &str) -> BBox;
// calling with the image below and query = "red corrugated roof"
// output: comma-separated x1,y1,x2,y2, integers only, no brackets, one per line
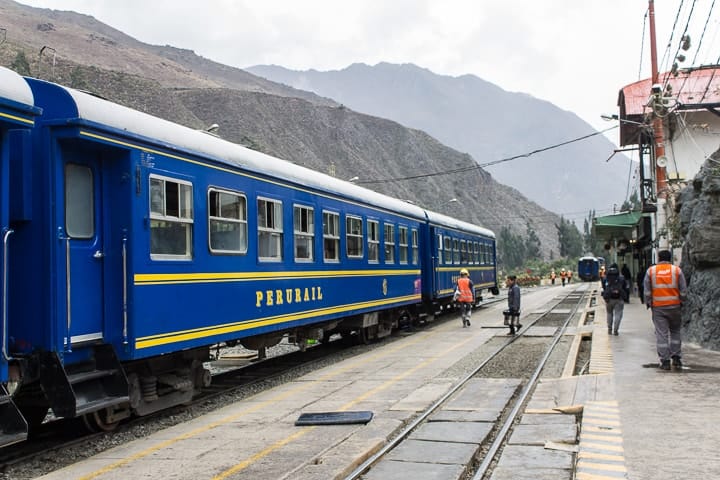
620,66,720,115
617,66,720,146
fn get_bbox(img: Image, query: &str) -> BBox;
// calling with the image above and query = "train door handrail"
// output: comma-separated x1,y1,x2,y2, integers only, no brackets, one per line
2,228,13,361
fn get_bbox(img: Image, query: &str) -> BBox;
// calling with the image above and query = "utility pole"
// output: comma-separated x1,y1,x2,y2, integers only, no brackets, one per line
647,0,668,252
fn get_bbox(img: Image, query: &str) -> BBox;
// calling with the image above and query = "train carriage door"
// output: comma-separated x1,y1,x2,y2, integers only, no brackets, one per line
63,158,105,345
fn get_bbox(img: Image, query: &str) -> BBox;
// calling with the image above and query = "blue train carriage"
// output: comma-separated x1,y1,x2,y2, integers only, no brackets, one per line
423,210,498,312
577,256,600,281
3,75,431,435
0,67,42,446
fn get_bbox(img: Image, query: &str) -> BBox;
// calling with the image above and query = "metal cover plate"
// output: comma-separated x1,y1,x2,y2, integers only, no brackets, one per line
295,411,374,426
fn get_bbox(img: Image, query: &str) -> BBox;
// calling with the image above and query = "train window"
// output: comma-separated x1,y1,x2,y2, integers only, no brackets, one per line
294,205,315,262
398,226,408,264
258,198,283,261
65,164,94,239
149,175,193,260
460,240,467,264
453,239,460,264
412,229,419,264
444,236,452,264
368,220,379,263
323,211,340,262
437,234,443,262
346,216,363,258
208,189,247,254
384,223,395,264
474,242,480,265
480,243,487,265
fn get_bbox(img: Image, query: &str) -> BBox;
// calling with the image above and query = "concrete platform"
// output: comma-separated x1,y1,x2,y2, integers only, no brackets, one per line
31,285,720,480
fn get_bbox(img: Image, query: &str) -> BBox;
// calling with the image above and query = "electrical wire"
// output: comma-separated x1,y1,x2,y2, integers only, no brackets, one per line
639,8,649,80
674,0,716,99
662,0,697,89
357,126,618,186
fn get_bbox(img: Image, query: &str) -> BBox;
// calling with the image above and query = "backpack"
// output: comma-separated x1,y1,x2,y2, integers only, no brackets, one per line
606,276,623,299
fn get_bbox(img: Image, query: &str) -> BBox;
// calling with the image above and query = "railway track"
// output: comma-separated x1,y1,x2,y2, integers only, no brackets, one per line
342,288,588,480
0,294,509,475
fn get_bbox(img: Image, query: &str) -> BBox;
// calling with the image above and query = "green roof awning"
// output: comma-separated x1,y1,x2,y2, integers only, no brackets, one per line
593,211,643,240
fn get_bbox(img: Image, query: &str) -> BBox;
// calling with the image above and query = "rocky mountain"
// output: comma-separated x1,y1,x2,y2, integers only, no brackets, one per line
678,153,720,350
0,0,566,258
247,63,629,216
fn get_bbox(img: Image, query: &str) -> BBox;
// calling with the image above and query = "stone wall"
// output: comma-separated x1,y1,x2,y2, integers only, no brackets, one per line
677,152,720,350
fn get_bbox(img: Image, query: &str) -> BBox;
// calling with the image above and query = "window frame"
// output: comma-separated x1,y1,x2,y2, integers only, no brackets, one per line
207,187,248,255
257,196,283,262
346,215,364,259
293,204,315,262
149,174,194,261
412,229,419,265
323,210,340,263
384,223,395,264
368,220,380,263
398,226,409,264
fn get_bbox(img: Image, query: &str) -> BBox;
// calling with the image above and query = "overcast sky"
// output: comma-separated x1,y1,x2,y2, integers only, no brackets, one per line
15,0,720,146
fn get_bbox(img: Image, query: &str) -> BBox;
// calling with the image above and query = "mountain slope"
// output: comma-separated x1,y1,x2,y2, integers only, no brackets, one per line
248,62,629,216
0,0,563,258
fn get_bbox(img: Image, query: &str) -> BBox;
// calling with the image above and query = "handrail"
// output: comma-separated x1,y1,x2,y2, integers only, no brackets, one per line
65,236,72,353
2,228,13,361
122,234,128,346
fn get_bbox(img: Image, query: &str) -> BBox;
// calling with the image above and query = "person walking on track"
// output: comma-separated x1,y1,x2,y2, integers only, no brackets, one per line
455,268,474,327
644,250,688,371
505,275,521,335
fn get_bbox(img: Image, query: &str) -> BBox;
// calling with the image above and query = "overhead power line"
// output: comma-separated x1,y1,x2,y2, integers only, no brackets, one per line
357,126,618,186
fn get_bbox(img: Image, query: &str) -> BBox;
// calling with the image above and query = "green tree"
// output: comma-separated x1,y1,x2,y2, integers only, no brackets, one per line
525,222,541,260
497,226,526,270
556,216,583,258
620,190,641,212
11,51,31,76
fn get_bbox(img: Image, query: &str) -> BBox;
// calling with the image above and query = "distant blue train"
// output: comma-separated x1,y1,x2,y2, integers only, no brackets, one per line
0,67,498,446
577,256,601,281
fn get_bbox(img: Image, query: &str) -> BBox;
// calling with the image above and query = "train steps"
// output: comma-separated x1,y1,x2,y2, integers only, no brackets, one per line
40,344,129,419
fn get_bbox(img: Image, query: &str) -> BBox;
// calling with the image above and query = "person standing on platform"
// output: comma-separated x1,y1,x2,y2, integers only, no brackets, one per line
550,270,556,285
561,268,566,286
505,275,522,335
455,268,474,328
636,269,646,303
621,264,632,302
602,264,629,335
644,250,688,371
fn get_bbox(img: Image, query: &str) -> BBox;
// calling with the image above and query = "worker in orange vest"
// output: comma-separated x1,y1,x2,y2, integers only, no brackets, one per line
643,250,688,371
455,268,474,327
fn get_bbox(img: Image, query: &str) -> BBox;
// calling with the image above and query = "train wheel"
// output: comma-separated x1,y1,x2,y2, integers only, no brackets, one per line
82,408,120,433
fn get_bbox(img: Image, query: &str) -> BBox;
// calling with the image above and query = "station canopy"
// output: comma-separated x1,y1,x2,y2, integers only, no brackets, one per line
593,211,642,242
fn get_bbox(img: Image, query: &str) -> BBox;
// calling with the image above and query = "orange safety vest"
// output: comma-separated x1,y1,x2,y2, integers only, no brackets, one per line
648,263,682,307
456,277,474,303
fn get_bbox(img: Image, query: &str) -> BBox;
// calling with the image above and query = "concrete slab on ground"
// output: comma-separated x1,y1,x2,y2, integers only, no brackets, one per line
362,459,466,480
